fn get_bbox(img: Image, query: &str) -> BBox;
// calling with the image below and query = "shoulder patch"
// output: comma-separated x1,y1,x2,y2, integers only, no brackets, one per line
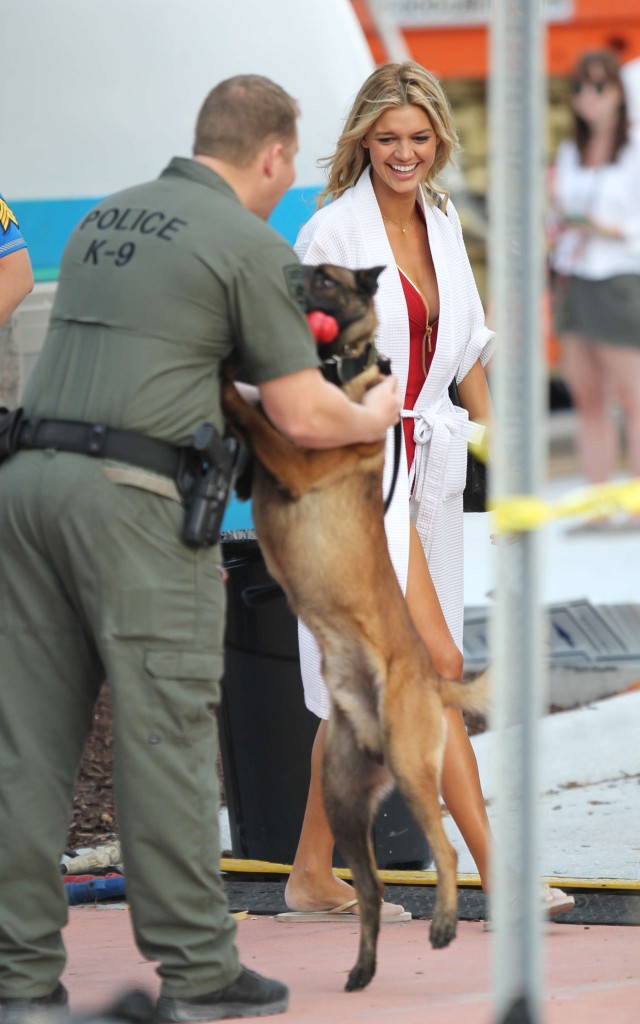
0,198,19,233
282,263,306,311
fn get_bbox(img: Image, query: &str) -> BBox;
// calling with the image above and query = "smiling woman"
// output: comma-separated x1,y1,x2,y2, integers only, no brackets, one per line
284,59,575,925
283,60,500,920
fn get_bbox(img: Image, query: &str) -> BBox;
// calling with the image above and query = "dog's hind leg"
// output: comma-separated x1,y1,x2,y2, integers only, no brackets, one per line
322,706,392,992
397,772,458,949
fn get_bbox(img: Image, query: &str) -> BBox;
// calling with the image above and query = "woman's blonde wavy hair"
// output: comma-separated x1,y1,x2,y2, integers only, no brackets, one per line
318,61,458,208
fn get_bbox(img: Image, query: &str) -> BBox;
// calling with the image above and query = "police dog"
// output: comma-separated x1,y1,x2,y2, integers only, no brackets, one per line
222,264,488,992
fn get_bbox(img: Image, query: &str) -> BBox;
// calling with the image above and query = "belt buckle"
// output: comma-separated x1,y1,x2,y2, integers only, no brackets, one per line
88,423,108,456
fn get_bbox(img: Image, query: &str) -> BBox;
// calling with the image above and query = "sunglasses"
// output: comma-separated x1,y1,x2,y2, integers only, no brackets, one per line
571,80,613,96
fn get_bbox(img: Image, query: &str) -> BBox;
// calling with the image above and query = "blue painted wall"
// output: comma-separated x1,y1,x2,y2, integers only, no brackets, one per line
12,185,321,279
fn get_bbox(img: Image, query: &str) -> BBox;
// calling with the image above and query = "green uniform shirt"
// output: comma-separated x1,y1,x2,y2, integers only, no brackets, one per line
24,158,320,444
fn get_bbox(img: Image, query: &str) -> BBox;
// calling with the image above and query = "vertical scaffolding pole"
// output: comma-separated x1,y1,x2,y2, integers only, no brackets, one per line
489,3,547,1023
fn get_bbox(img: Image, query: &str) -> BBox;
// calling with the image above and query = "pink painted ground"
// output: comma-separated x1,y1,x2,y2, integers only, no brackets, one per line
62,909,640,1024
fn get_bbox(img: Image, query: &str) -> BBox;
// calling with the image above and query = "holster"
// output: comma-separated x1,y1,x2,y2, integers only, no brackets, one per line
180,423,247,549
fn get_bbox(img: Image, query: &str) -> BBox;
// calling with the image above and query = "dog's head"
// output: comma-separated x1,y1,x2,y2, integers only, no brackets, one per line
303,264,384,363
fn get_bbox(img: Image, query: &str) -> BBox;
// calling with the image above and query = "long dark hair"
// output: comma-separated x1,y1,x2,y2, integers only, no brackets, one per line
571,50,629,164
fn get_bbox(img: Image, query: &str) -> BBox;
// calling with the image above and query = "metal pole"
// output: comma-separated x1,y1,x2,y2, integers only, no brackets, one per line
365,0,412,62
489,2,548,1022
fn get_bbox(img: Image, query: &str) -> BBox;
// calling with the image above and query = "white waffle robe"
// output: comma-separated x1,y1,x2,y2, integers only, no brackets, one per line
295,168,496,718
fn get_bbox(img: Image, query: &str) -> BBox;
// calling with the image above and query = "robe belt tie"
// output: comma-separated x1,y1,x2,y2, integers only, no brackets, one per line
401,396,480,557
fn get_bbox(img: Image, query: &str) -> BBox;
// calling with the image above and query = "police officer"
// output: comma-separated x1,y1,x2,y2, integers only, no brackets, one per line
0,76,400,1023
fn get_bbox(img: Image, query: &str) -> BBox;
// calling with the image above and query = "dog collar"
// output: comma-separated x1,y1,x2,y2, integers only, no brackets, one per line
320,340,379,387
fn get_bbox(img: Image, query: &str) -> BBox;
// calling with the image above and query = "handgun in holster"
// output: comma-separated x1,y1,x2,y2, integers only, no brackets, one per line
181,422,247,549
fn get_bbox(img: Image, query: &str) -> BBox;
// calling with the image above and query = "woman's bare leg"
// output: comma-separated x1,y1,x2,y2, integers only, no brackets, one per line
596,340,640,478
284,719,355,910
561,332,620,483
405,521,492,891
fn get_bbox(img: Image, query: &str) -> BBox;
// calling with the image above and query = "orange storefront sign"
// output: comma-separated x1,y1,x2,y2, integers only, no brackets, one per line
352,0,640,78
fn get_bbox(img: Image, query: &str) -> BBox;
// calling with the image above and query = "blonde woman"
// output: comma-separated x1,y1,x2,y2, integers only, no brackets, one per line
280,61,574,923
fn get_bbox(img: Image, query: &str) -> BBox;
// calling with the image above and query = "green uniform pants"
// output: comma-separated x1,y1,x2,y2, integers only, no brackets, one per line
0,450,239,998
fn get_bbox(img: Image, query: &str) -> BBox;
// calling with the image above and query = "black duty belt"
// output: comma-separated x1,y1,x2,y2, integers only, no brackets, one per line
17,417,185,479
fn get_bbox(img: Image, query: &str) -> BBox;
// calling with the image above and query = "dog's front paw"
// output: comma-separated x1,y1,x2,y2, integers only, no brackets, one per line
429,911,457,949
345,958,376,992
343,363,382,403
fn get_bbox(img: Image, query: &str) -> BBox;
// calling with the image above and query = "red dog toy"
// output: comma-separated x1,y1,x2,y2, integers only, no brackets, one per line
306,310,339,344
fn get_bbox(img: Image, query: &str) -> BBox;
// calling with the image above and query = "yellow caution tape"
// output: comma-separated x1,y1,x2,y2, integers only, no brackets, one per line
491,478,640,534
466,419,640,532
468,428,490,465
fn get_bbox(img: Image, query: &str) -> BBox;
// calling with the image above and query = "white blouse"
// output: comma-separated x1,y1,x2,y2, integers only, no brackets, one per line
551,137,640,279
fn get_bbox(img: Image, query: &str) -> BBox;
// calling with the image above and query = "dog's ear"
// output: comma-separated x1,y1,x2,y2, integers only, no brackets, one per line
355,266,385,298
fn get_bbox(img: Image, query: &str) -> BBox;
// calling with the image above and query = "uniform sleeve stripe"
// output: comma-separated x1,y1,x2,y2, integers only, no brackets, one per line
0,237,28,257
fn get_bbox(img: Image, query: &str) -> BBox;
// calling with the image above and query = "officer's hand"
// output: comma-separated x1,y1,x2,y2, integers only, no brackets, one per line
362,374,402,432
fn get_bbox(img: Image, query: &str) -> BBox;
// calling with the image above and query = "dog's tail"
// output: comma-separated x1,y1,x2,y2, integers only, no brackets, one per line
437,670,490,715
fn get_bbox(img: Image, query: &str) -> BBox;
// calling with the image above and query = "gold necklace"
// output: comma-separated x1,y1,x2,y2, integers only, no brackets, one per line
381,204,416,235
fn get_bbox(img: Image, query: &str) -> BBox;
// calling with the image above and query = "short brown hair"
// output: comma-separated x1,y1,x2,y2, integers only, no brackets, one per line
193,74,299,166
319,61,458,206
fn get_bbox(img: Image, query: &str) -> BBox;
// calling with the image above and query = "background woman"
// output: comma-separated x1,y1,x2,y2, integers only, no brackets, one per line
280,61,573,922
550,50,640,496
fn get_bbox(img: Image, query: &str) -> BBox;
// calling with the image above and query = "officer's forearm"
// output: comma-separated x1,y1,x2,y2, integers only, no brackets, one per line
259,368,399,449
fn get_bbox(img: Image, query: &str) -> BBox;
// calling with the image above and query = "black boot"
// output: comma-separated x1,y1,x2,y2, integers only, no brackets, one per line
0,983,68,1024
156,967,289,1022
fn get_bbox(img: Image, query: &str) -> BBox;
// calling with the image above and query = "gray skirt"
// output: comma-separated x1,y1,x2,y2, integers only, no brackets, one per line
552,273,640,349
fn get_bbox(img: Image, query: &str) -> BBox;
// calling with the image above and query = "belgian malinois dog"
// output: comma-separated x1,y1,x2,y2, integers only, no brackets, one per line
222,264,488,992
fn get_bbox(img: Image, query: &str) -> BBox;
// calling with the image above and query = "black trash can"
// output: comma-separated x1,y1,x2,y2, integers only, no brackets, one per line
218,530,431,870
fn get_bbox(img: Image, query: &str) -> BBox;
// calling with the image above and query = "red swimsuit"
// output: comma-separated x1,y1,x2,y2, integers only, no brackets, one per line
399,268,438,471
